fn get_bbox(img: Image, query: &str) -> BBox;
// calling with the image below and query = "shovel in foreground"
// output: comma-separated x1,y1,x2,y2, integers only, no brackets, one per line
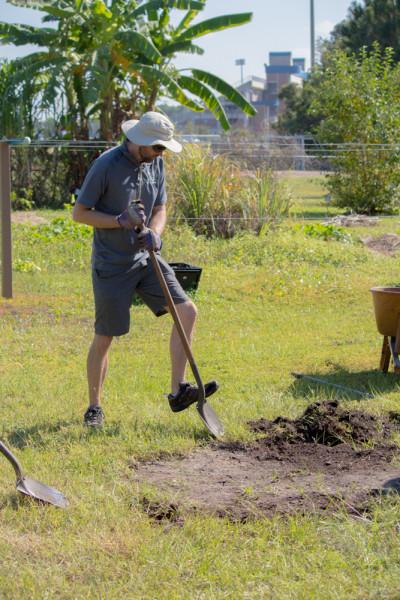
0,440,68,508
127,201,224,438
148,250,224,438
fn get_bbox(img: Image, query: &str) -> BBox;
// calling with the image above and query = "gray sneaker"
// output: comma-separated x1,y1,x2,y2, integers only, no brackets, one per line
84,406,104,427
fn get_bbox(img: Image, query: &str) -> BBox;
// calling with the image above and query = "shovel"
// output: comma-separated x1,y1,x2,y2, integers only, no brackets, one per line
0,440,68,508
148,249,224,438
127,200,224,438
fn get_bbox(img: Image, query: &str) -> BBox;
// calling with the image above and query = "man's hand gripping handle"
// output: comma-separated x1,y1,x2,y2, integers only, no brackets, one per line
127,200,146,232
128,201,162,252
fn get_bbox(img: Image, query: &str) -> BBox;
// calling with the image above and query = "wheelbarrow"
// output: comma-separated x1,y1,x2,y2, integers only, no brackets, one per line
371,287,400,374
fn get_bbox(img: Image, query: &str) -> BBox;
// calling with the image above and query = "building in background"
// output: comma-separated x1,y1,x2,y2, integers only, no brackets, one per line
264,52,307,121
165,51,307,134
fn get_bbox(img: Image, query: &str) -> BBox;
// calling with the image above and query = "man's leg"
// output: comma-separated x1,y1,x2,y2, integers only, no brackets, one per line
87,333,113,407
170,300,197,395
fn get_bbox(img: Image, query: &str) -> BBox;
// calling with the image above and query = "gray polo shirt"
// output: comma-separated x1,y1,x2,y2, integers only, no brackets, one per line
77,141,166,271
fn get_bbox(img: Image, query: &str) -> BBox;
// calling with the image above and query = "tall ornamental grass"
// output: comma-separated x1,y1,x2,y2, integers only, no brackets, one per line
166,144,291,237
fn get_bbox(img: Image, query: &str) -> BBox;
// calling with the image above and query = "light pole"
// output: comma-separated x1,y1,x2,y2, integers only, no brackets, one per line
235,58,245,84
310,0,315,68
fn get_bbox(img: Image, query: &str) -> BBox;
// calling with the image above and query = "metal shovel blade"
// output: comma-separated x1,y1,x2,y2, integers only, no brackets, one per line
196,401,224,438
17,476,69,508
0,440,68,508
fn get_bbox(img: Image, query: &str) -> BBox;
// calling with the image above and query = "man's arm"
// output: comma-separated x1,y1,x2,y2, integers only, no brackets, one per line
72,202,119,229
148,204,167,235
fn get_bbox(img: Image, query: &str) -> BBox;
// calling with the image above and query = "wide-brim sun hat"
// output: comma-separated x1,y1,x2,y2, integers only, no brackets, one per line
121,111,182,153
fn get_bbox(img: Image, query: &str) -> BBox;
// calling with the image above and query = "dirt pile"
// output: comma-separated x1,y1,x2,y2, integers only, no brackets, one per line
363,233,400,256
248,400,394,446
324,215,379,227
133,403,400,522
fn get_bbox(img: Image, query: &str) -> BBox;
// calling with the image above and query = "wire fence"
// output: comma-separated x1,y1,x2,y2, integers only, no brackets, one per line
7,137,400,212
10,138,400,172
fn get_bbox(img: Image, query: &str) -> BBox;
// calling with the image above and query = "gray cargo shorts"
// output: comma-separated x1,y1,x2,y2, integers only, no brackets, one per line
92,254,189,336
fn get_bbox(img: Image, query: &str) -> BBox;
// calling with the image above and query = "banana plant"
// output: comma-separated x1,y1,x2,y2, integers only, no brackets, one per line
112,1,257,129
1,0,256,137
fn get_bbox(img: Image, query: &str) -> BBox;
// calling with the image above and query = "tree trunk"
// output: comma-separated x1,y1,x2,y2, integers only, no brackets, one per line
100,94,113,141
146,85,159,112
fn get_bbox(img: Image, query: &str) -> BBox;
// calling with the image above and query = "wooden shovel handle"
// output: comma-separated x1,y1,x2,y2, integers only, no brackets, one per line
148,250,205,403
0,440,23,480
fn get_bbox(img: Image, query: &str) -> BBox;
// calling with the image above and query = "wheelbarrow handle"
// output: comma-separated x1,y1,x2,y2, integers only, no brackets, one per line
0,440,23,480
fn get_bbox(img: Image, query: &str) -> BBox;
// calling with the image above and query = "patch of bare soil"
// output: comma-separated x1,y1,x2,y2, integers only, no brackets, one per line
11,211,48,225
134,402,400,521
362,233,400,256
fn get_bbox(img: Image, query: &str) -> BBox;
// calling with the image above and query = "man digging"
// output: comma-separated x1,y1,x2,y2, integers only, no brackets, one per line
72,111,218,427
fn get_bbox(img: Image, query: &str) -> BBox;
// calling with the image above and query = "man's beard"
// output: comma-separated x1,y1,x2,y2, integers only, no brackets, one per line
138,147,155,163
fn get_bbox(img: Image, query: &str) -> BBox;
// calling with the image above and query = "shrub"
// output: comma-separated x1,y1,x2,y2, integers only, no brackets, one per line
11,189,34,211
312,46,400,214
31,217,92,241
11,146,100,209
302,223,353,243
166,145,291,237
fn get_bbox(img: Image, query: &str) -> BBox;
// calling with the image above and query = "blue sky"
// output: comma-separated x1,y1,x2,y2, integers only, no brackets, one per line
0,0,353,84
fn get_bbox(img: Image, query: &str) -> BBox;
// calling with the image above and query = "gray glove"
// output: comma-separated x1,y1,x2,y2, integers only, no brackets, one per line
138,227,162,251
116,201,145,230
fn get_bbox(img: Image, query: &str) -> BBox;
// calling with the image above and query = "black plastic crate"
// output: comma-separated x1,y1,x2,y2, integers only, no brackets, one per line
169,263,202,292
132,262,203,306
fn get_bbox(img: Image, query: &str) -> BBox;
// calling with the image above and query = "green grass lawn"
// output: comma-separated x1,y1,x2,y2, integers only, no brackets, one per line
1,179,400,598
282,172,335,219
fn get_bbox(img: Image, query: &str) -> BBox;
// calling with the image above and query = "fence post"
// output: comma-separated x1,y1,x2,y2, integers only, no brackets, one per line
0,141,12,299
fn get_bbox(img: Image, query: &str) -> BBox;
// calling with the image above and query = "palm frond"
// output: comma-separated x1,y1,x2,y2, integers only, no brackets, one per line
0,22,58,46
160,40,204,56
179,74,230,130
114,31,162,63
176,13,252,41
174,1,205,35
190,68,257,116
127,63,203,111
132,0,204,18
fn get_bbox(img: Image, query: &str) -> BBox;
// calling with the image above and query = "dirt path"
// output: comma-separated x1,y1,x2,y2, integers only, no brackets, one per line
11,211,48,225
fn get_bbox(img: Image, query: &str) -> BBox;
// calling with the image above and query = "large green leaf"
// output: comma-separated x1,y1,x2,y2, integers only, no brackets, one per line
5,0,73,12
7,0,76,12
190,68,257,116
160,40,204,56
92,0,112,18
178,74,230,130
132,0,204,18
175,1,205,35
0,22,58,46
40,5,76,18
86,100,103,118
10,51,66,84
114,31,162,63
126,63,203,111
176,13,252,41
6,0,48,8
